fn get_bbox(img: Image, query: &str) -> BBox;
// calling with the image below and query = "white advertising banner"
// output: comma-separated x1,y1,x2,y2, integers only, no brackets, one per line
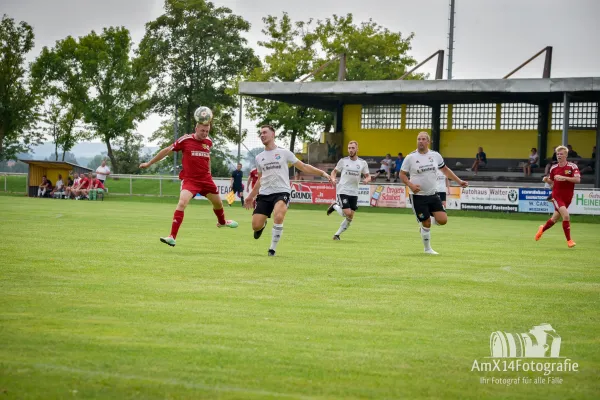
459,187,519,212
568,190,600,215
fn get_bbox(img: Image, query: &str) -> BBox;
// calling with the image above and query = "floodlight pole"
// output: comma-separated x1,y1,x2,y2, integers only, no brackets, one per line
237,95,242,163
447,0,456,80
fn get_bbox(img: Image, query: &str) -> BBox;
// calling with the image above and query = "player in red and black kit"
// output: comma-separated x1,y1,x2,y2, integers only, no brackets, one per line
535,145,580,248
140,114,238,247
246,167,259,207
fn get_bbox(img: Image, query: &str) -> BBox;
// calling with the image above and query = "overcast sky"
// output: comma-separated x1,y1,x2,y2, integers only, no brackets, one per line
4,0,600,146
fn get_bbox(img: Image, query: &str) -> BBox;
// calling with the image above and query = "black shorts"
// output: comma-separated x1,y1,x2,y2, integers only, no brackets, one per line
337,194,358,211
232,184,243,194
98,179,105,184
410,194,445,222
253,192,291,218
437,192,447,202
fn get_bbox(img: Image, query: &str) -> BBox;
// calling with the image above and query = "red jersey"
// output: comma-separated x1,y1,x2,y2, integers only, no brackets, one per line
171,134,213,183
550,162,580,201
92,179,105,189
249,168,259,187
78,178,89,188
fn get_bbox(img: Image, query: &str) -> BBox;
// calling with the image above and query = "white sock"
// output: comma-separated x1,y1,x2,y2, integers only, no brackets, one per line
270,223,283,251
335,218,352,236
420,226,431,250
333,204,345,217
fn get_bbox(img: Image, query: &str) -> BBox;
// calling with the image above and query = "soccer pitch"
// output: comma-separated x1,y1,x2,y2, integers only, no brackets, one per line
1,195,599,399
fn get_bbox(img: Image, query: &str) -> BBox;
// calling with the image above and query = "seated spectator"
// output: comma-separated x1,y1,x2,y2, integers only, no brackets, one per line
37,175,53,197
580,146,596,175
88,174,106,200
50,174,65,198
64,173,79,199
72,173,90,200
393,152,404,183
567,144,581,159
544,148,558,175
372,154,393,181
467,147,487,175
523,148,539,177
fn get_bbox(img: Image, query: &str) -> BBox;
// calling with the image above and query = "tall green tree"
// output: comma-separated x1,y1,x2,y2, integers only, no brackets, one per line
0,14,43,161
32,27,152,172
139,0,259,139
245,13,422,151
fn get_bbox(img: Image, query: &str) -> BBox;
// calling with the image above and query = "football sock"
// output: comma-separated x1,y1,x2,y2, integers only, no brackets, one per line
562,221,571,241
335,217,352,236
270,224,284,251
213,208,226,225
333,204,345,217
240,196,244,206
170,210,184,239
542,219,555,232
420,226,431,250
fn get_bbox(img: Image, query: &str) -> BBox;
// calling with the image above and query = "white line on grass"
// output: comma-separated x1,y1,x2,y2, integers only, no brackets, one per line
1,361,319,400
501,266,529,278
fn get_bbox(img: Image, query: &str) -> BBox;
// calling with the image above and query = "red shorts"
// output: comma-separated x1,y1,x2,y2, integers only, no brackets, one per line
552,197,572,211
181,179,218,196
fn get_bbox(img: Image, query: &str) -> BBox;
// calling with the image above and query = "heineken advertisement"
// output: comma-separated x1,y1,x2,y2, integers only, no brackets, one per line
569,190,600,215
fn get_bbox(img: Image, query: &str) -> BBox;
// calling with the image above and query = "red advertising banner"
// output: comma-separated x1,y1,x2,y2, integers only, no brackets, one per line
290,182,336,204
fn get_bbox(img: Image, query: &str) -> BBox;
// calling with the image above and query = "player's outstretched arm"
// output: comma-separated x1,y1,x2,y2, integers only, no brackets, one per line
139,146,173,169
440,166,468,187
294,161,335,185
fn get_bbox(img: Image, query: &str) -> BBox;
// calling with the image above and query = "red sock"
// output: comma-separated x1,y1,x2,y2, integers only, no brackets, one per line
213,208,226,225
170,210,184,239
562,221,571,241
542,219,555,232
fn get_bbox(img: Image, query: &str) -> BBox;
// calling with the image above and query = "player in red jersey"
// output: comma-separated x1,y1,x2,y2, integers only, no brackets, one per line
535,145,580,247
247,167,259,192
140,118,238,247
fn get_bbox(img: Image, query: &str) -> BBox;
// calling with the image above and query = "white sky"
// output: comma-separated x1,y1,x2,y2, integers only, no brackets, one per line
4,0,600,147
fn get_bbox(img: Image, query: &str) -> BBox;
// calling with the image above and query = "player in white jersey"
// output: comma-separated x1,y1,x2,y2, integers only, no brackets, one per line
326,141,371,240
400,132,468,254
435,168,450,208
244,125,335,256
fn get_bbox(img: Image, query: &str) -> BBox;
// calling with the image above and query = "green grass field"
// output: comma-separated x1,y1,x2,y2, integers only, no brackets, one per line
1,195,599,399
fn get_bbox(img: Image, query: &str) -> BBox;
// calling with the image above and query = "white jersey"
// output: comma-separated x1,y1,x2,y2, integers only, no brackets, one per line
435,169,447,193
255,147,299,195
401,149,445,196
334,157,369,196
96,165,110,180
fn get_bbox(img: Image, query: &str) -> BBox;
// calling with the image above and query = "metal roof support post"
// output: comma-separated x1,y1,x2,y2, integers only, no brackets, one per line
562,93,570,146
431,104,441,152
537,101,550,168
543,46,553,78
595,103,600,189
435,50,445,80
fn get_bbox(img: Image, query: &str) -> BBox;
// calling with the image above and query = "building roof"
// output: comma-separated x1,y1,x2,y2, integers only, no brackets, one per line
239,77,600,111
19,159,93,171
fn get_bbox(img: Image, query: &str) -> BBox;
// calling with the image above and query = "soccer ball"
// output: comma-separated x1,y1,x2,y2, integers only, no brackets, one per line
194,106,213,125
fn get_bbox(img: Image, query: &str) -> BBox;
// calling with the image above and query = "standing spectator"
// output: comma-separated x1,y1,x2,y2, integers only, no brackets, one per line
230,163,244,206
37,176,53,197
50,174,65,198
372,154,393,181
393,152,404,183
467,147,487,175
95,159,111,184
524,148,539,177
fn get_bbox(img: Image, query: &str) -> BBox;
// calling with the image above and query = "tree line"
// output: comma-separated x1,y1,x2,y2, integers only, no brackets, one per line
0,0,422,174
